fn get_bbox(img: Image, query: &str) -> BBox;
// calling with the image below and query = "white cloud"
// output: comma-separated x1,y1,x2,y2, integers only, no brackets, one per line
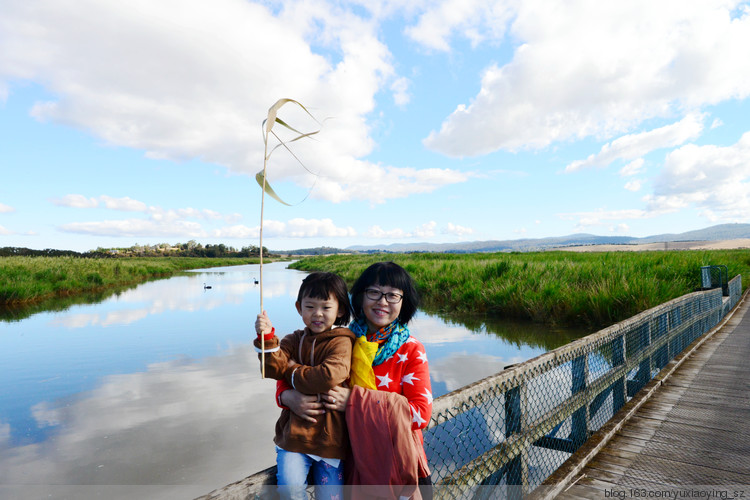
405,0,517,52
558,208,652,232
100,195,148,212
391,77,411,106
646,130,750,221
0,0,466,203
422,1,750,157
0,225,10,235
52,195,99,209
0,202,15,213
413,221,437,238
212,218,356,239
619,158,645,177
443,222,474,236
565,113,705,172
364,221,438,239
365,225,408,238
612,223,630,233
624,180,642,192
59,219,207,238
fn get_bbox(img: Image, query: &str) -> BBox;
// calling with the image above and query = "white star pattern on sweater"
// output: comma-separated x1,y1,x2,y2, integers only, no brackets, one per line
411,405,427,426
402,372,419,385
416,350,428,364
406,337,417,344
422,388,433,404
376,373,393,388
396,353,408,363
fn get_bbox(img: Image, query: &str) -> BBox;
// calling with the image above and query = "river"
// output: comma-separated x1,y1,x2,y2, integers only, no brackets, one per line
0,261,588,500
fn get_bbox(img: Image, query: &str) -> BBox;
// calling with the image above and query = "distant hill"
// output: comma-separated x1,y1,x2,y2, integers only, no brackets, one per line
277,223,750,254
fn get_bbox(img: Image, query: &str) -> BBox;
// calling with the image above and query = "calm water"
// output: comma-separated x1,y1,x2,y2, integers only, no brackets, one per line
0,262,587,500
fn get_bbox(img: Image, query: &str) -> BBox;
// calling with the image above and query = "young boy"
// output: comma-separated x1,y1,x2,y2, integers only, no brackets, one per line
254,272,355,500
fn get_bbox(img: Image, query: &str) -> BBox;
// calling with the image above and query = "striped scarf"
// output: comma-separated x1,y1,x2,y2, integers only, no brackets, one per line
350,318,410,366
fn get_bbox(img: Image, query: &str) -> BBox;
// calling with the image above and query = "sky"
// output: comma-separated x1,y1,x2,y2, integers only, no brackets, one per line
2,0,750,252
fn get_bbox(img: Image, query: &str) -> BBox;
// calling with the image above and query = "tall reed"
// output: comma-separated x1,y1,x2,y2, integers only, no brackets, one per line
0,256,259,305
290,250,750,328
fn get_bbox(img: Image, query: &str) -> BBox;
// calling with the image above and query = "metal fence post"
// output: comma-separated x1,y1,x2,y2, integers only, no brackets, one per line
611,333,625,414
505,383,527,500
570,354,589,448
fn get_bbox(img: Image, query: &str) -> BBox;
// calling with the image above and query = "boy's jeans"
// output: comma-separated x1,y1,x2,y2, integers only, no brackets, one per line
276,446,344,500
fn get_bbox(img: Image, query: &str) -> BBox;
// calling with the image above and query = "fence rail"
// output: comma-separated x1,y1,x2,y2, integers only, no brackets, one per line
197,275,742,500
425,274,741,498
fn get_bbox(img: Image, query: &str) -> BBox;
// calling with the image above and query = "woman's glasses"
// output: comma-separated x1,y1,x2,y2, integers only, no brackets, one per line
364,288,403,304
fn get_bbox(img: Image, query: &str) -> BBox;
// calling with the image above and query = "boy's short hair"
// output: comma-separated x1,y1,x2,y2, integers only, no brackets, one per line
297,272,352,326
350,261,420,324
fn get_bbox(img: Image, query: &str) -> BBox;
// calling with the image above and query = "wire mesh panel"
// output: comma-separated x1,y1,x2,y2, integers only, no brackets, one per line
425,275,741,499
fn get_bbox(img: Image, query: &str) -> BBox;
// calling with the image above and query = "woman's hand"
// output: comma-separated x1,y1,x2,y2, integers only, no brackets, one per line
279,389,324,423
322,385,351,413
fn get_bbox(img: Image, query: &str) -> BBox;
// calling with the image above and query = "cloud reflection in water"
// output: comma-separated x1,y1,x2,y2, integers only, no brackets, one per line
0,345,279,499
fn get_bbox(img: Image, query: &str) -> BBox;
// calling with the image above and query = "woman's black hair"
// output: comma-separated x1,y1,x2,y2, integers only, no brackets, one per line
350,261,420,324
297,272,352,326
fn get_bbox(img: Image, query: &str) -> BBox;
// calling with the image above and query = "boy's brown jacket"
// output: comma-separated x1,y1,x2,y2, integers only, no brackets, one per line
254,326,355,459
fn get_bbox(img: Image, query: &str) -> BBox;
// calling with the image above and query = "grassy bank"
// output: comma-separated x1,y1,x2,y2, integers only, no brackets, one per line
290,250,750,328
0,256,261,305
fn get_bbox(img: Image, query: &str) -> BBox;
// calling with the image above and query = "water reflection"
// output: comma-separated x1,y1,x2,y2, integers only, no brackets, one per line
1,346,278,500
0,261,589,499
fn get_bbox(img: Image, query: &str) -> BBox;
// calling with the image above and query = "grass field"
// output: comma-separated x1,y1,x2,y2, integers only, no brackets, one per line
290,250,750,328
0,256,260,305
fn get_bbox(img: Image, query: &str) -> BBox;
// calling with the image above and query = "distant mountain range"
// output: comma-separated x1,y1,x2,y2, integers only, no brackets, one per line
277,223,750,255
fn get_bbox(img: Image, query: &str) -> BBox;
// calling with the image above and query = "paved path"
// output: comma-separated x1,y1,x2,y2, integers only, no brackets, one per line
553,295,750,498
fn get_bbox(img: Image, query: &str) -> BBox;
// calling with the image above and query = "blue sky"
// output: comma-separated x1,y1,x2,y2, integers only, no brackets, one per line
2,0,750,252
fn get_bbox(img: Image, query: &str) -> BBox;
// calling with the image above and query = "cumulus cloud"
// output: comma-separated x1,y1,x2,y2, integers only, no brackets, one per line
443,222,474,236
405,0,518,52
52,195,99,209
59,219,207,238
0,202,15,213
391,77,411,106
364,221,437,239
646,131,750,221
565,113,706,172
619,158,645,177
624,180,642,192
0,0,466,203
54,194,246,238
212,218,356,239
421,0,750,157
100,195,147,212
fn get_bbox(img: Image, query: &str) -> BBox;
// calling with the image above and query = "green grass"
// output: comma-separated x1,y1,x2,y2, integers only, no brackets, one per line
290,250,750,328
0,256,261,305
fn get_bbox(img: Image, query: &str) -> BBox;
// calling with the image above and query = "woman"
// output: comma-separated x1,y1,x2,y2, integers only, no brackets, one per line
277,262,432,499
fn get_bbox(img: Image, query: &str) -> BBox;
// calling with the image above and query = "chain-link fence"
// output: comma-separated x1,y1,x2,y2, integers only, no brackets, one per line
425,274,742,499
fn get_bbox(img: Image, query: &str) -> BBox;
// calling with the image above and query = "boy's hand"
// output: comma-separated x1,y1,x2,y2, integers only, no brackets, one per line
255,311,273,336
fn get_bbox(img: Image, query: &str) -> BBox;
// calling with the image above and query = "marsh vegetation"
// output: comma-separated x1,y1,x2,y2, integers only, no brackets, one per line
0,256,261,306
290,250,750,328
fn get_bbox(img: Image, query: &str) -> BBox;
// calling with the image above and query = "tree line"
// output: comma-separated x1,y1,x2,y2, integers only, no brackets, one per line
0,241,273,259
